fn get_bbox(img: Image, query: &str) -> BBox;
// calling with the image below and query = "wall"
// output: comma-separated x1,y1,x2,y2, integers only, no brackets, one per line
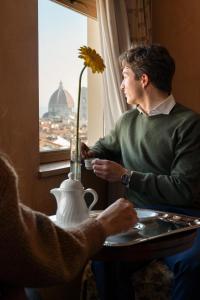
152,0,200,113
0,1,107,299
0,0,40,209
0,0,107,215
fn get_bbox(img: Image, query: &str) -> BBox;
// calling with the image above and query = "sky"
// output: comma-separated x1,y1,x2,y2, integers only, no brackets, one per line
38,0,87,116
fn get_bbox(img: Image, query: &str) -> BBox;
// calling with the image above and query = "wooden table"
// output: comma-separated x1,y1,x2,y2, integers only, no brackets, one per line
93,229,197,262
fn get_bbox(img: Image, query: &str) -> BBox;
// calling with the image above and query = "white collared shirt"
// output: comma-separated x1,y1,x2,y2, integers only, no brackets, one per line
137,94,176,116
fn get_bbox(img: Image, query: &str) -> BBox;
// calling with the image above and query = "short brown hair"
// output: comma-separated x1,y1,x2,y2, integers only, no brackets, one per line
119,44,175,94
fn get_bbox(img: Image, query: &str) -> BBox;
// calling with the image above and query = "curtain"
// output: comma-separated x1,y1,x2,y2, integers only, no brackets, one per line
126,0,152,44
96,0,131,134
96,0,152,134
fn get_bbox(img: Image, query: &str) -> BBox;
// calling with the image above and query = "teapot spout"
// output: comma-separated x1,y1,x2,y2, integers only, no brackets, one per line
50,188,61,202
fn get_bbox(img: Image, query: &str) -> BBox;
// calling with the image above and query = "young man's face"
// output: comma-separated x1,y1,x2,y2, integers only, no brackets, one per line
120,66,144,105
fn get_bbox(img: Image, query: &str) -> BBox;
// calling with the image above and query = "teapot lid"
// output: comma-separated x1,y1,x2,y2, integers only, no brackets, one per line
60,172,83,191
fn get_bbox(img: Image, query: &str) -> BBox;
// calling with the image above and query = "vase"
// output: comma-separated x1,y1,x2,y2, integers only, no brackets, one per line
70,137,81,181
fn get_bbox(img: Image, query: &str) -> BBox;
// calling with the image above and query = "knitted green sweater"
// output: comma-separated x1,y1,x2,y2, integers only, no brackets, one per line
0,156,106,287
92,103,200,209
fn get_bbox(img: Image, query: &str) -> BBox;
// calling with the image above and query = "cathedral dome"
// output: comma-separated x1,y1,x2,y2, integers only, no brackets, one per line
48,81,74,118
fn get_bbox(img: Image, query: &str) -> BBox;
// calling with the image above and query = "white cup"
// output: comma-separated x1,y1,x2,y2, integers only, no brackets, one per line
84,158,95,170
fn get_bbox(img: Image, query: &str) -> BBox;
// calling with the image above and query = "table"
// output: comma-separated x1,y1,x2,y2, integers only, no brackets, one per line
93,229,197,262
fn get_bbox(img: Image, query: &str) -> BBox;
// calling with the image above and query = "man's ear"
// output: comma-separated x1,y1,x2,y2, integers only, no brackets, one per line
140,74,150,88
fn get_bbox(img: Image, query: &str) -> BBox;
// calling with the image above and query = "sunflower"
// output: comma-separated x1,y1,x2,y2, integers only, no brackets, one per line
71,46,105,180
78,46,105,73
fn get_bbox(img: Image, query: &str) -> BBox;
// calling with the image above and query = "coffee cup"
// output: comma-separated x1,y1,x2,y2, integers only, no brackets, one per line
84,158,95,170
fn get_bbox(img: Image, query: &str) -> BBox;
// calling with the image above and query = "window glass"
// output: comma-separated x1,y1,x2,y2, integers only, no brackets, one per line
38,0,88,152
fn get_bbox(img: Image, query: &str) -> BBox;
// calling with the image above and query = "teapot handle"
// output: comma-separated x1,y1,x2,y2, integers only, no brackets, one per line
84,188,98,211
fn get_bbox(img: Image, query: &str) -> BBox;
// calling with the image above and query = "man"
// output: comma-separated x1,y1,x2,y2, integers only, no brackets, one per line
81,44,200,300
0,154,137,299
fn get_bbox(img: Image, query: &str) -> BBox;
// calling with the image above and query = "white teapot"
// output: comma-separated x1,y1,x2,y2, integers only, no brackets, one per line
50,173,98,228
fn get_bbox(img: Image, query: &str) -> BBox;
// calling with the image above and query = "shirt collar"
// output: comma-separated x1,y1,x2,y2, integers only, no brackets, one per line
137,94,176,116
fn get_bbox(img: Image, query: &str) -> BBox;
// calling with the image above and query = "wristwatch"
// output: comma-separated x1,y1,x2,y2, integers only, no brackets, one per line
121,169,132,187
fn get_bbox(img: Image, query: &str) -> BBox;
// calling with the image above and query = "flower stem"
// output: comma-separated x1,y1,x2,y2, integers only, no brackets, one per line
74,65,87,180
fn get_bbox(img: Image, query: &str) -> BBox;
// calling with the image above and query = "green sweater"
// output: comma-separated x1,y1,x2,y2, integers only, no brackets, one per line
92,103,200,209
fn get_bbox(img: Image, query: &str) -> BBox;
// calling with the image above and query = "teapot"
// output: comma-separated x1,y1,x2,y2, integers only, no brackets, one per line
50,173,98,228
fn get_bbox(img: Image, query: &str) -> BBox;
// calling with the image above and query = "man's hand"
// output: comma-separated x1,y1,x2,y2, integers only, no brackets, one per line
92,159,126,182
81,142,96,159
96,198,138,236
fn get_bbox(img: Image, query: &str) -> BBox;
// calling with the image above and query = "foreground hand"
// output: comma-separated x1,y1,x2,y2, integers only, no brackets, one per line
81,142,96,159
92,159,126,182
96,198,138,236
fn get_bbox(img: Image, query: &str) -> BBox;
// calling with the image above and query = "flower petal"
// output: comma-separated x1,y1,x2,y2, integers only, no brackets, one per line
78,46,105,73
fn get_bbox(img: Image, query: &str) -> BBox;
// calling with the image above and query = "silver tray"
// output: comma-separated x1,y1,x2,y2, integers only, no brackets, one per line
49,209,200,248
104,209,200,247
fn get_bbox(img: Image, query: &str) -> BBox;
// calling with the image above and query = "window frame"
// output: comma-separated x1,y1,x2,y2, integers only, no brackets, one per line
50,0,97,19
39,0,103,166
40,149,71,164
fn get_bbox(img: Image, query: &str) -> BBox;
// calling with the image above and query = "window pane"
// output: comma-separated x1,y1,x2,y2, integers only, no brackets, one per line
38,0,88,152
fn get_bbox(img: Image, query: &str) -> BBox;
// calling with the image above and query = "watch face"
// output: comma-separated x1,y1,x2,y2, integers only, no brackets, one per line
121,173,129,185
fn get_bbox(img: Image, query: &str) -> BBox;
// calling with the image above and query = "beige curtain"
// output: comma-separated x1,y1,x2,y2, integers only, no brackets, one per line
125,0,152,44
96,0,131,134
96,0,152,134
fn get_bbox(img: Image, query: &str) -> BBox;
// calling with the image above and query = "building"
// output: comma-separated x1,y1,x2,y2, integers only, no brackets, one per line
43,81,74,119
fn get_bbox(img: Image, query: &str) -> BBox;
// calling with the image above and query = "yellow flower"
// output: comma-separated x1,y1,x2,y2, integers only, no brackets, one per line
78,46,105,73
71,46,105,180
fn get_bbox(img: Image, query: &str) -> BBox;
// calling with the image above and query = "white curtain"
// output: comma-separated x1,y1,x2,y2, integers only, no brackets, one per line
96,0,131,134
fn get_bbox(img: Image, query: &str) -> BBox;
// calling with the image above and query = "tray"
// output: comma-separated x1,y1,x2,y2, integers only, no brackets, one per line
104,209,200,247
49,209,200,248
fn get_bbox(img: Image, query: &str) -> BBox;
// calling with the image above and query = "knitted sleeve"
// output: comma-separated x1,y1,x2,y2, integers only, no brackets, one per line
91,114,123,161
0,156,106,287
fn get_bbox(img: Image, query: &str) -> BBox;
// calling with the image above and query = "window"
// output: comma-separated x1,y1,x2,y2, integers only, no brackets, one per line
38,0,103,164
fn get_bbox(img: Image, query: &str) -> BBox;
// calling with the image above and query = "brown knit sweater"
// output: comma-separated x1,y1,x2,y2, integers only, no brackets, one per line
0,156,106,287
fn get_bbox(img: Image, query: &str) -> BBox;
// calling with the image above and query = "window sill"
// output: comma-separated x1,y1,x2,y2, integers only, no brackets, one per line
39,160,70,178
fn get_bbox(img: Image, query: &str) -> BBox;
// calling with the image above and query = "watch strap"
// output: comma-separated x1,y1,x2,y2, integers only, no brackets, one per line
121,170,132,187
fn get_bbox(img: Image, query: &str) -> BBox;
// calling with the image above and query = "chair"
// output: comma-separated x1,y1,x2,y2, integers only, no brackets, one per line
81,260,173,300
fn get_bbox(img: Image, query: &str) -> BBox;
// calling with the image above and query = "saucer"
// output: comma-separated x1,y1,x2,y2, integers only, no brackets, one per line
136,208,158,222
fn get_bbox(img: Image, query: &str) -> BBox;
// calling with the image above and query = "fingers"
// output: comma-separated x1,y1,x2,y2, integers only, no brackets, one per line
96,198,138,236
80,142,89,158
93,159,108,165
91,159,107,178
92,160,125,182
114,198,135,215
92,159,110,173
81,143,95,159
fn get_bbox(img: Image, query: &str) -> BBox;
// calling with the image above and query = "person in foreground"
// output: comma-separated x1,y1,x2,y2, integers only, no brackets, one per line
0,153,137,297
81,44,200,300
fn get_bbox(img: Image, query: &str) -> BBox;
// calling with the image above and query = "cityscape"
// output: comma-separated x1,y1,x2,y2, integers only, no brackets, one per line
39,82,88,151
38,0,88,152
